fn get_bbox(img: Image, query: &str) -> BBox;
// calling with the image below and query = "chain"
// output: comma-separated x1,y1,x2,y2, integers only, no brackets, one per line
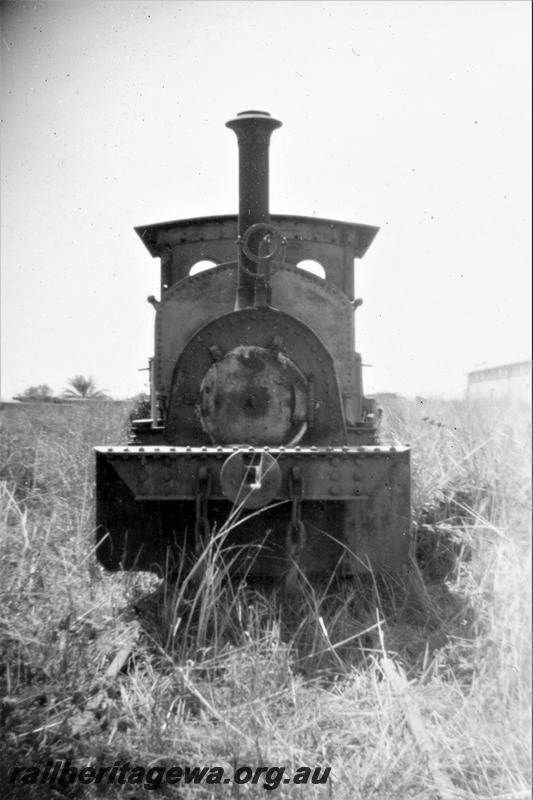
194,466,212,556
285,467,306,594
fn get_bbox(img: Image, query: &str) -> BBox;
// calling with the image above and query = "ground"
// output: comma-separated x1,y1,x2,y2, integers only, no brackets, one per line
0,397,530,799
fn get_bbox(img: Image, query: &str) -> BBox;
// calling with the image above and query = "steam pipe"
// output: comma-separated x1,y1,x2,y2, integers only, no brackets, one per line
226,110,282,309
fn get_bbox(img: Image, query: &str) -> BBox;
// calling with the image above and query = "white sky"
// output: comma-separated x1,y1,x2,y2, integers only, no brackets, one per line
1,0,531,400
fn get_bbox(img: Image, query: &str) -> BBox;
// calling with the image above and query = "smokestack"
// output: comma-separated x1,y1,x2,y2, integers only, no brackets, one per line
226,110,282,309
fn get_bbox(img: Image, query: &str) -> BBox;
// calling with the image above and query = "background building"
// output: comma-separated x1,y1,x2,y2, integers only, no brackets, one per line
466,361,531,402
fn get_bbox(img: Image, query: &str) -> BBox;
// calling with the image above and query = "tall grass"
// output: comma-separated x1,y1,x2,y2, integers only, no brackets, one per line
0,397,530,799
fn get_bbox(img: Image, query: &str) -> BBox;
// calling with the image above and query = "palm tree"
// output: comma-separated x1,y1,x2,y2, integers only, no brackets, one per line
63,375,108,399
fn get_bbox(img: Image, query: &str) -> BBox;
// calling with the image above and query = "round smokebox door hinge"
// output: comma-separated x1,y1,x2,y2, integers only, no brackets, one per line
220,449,282,509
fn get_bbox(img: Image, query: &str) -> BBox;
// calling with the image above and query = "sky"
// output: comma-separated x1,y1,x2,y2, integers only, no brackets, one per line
1,0,531,400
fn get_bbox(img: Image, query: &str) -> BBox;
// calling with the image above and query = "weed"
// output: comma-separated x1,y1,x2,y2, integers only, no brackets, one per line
0,397,530,798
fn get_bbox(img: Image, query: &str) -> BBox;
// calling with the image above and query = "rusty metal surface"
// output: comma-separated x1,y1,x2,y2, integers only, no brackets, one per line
135,214,378,259
165,306,346,446
225,111,282,309
199,344,308,446
154,264,356,421
96,110,410,580
135,214,378,299
96,444,409,501
166,225,359,299
219,450,282,508
96,445,410,574
96,475,346,576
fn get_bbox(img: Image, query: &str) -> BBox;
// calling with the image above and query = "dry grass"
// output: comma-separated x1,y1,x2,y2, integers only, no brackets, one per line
0,397,530,799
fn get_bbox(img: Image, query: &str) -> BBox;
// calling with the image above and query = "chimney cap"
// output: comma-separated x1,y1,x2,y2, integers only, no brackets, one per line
226,110,282,132
236,110,272,117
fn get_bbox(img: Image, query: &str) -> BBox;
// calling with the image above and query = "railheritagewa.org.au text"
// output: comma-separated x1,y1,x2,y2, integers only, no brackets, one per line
9,760,332,791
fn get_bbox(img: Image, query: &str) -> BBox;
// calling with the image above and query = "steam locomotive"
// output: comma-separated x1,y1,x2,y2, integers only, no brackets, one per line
95,111,410,584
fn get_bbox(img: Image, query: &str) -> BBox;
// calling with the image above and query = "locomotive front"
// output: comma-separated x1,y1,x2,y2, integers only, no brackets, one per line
95,111,411,584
